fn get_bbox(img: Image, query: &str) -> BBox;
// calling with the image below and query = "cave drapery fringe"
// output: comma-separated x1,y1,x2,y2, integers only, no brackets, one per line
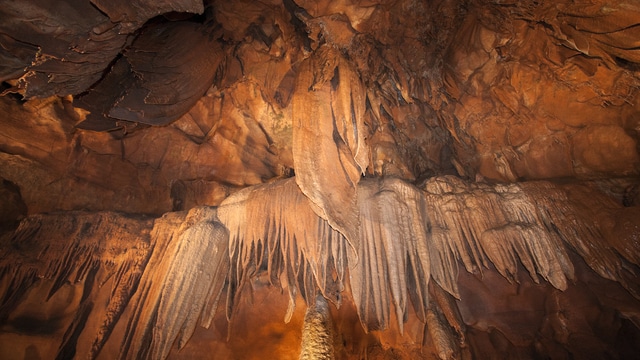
0,176,638,359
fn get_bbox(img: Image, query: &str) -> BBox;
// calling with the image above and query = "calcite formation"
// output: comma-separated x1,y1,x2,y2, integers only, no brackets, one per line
0,0,639,359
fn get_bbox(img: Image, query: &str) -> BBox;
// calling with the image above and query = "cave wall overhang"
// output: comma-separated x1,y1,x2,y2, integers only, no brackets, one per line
0,0,640,358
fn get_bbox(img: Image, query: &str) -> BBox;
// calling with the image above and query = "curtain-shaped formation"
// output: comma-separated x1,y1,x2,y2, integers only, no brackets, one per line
423,175,640,299
291,45,369,256
217,175,640,336
0,212,153,359
0,175,639,359
122,207,228,360
0,208,230,360
217,176,434,334
520,181,640,297
424,176,577,296
217,177,349,323
351,177,431,333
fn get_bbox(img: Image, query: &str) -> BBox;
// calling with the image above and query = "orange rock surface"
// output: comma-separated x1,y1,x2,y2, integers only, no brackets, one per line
0,0,639,359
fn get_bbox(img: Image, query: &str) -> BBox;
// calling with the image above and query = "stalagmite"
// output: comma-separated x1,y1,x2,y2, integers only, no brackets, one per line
1,175,639,358
299,295,335,360
0,0,639,358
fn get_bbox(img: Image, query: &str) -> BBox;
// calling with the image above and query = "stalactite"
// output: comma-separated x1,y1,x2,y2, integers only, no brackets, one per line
0,208,232,360
119,207,228,360
0,212,153,359
217,176,435,334
0,0,639,359
292,44,369,252
423,176,640,300
351,177,431,333
217,177,348,321
1,175,639,358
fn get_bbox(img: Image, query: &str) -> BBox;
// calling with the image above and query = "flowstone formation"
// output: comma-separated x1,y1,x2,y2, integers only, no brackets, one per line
1,0,639,359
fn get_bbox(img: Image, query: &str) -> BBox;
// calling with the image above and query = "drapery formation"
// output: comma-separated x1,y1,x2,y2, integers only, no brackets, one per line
1,176,638,359
2,0,639,215
1,0,640,358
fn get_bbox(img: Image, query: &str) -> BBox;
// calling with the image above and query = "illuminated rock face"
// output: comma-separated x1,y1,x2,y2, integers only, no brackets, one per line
0,0,639,359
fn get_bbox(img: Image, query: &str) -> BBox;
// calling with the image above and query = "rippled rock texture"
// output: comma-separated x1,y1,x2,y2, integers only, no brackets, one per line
1,0,639,359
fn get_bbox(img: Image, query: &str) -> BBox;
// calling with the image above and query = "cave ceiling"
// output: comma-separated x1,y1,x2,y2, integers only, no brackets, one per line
1,0,640,359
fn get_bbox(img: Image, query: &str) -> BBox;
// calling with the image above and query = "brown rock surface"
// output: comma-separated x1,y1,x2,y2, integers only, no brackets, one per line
0,0,639,359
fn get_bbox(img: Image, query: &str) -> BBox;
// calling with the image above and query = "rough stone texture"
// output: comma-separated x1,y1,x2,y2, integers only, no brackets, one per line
0,0,640,359
0,178,26,231
0,178,638,359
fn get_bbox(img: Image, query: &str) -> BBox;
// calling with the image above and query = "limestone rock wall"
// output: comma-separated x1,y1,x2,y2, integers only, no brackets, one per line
0,178,639,359
0,0,639,359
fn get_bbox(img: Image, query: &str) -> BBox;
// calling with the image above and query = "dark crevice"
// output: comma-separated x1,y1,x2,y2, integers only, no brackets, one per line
282,0,312,52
